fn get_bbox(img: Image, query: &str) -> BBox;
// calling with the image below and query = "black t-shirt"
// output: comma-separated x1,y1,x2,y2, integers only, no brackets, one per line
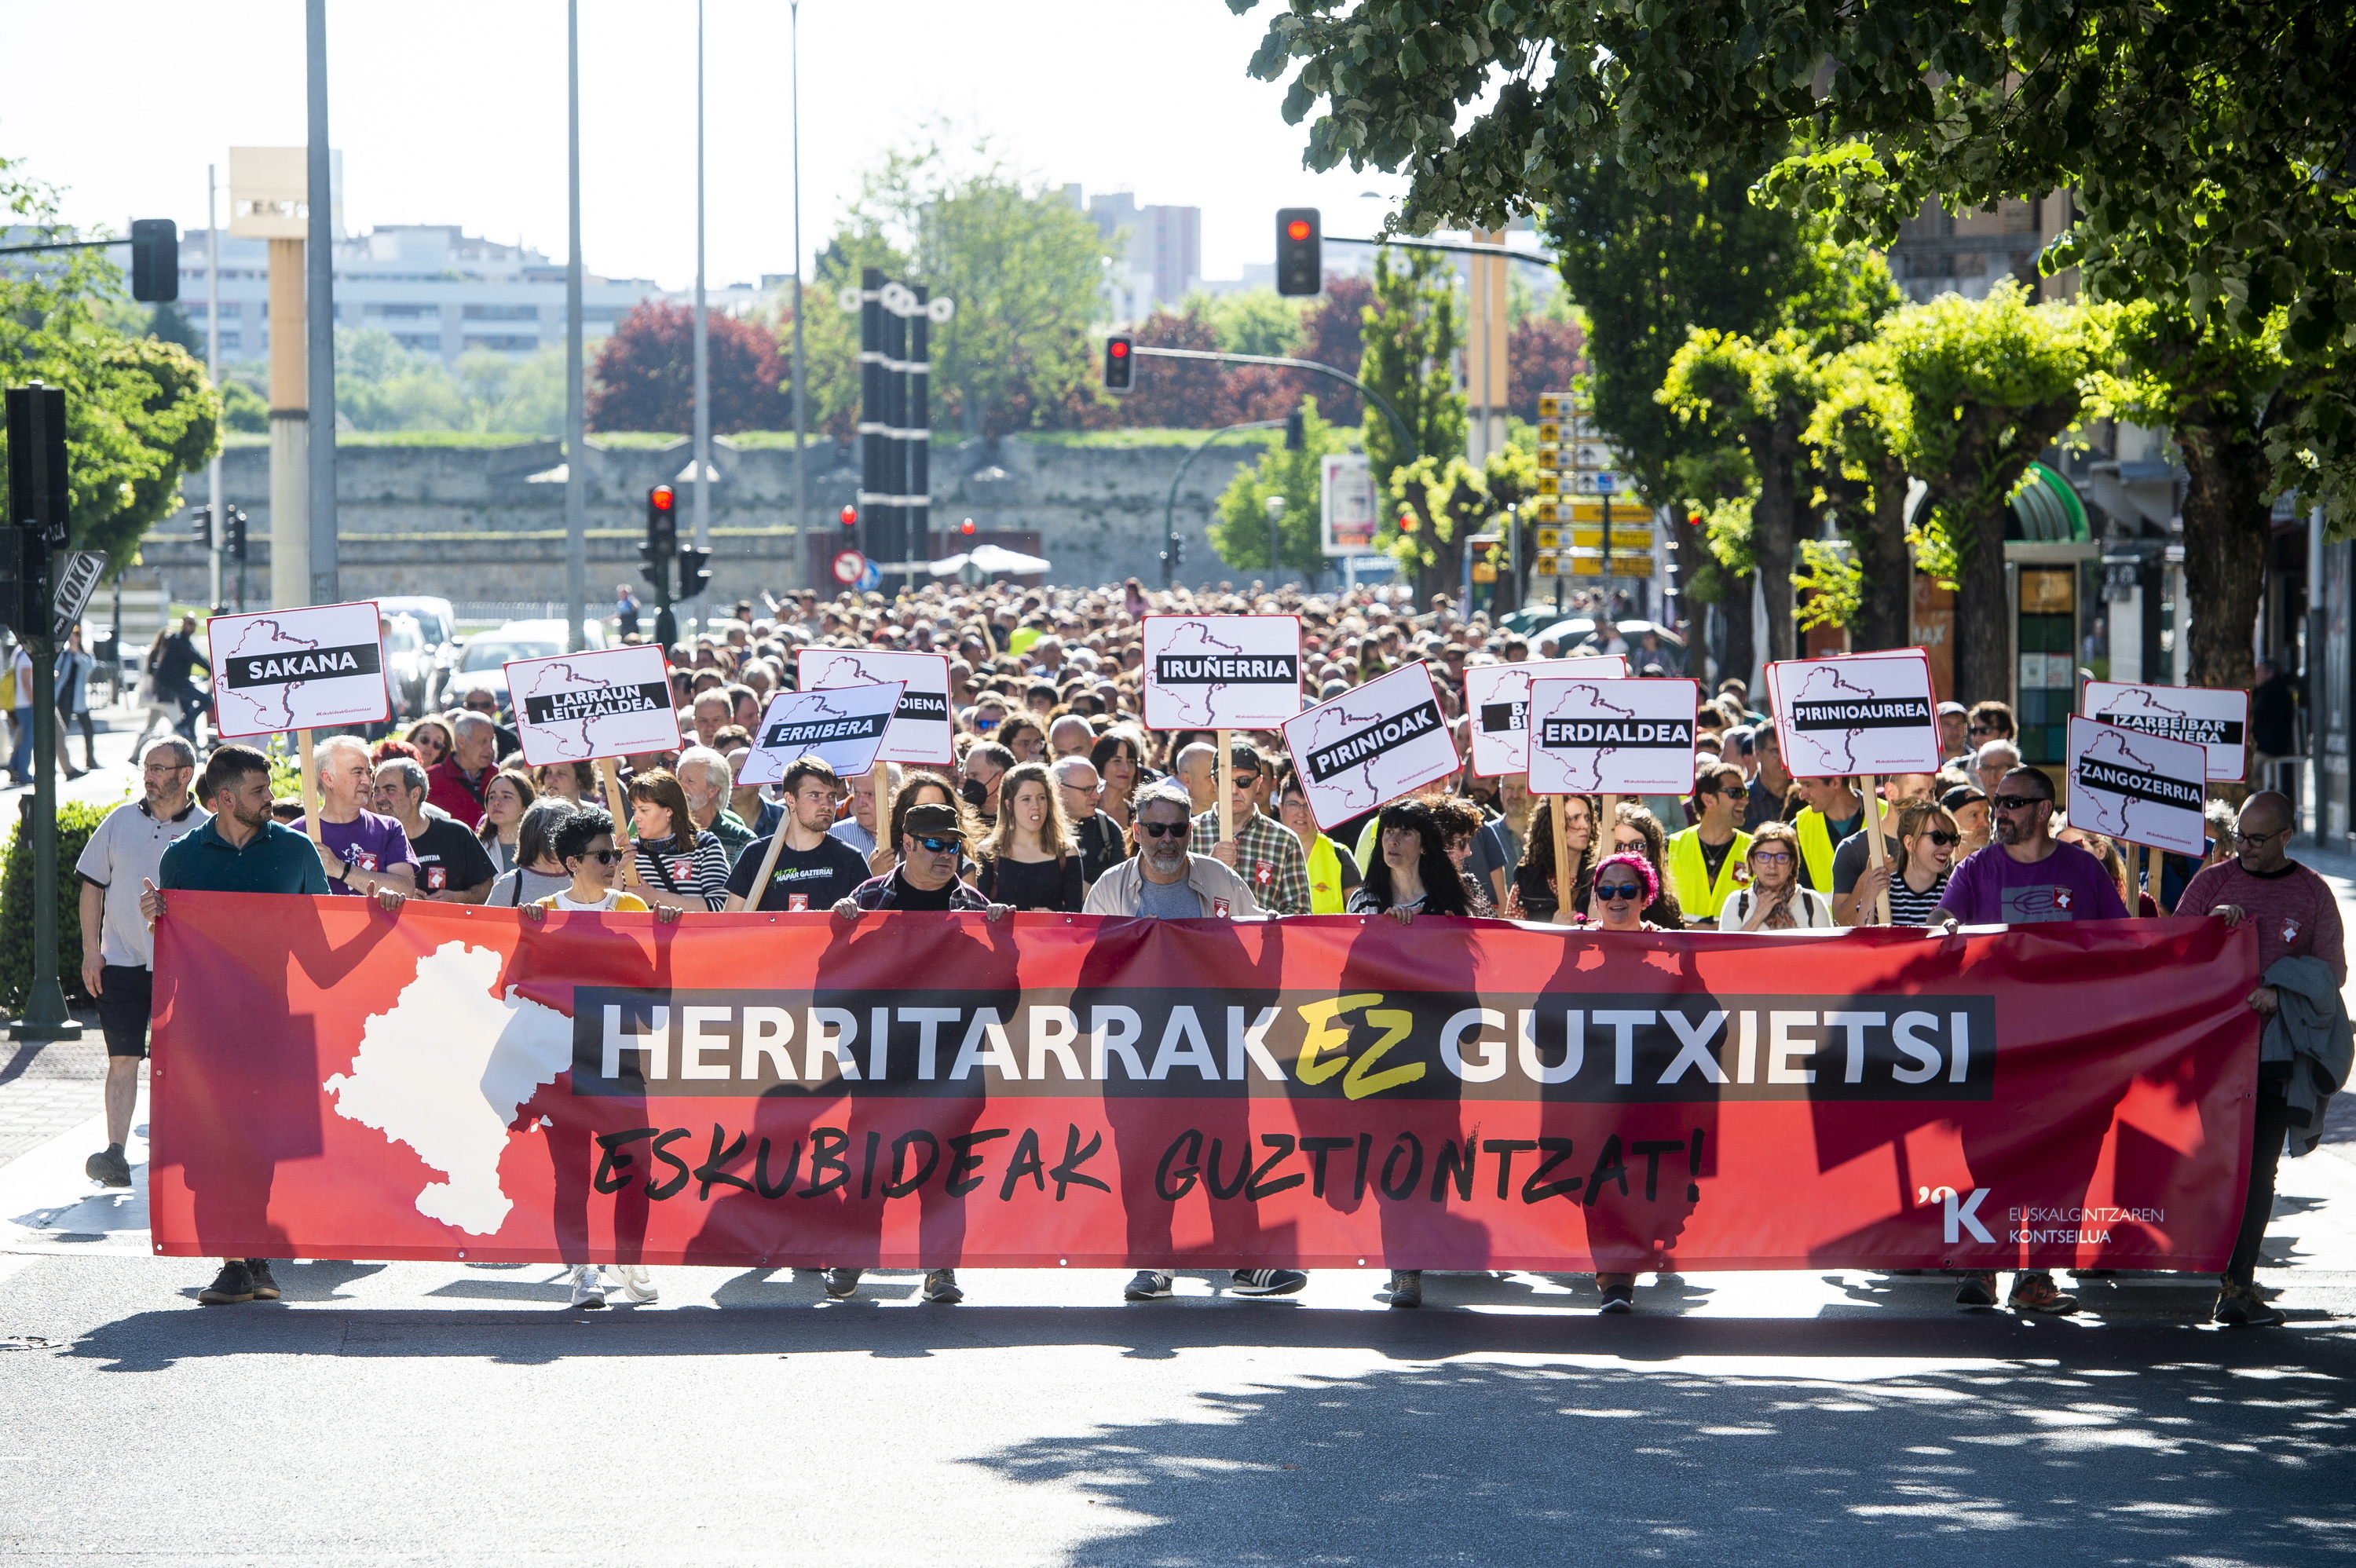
726,832,873,911
979,853,1085,912
1699,835,1735,885
410,815,498,896
888,867,959,910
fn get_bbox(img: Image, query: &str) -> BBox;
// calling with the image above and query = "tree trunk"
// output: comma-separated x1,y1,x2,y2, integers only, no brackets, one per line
1747,414,1802,667
1951,497,2012,704
2178,409,2274,694
1851,458,1913,652
1720,571,1756,693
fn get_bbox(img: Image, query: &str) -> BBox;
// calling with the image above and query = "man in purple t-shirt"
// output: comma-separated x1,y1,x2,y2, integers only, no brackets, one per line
1930,766,2126,1318
292,735,418,900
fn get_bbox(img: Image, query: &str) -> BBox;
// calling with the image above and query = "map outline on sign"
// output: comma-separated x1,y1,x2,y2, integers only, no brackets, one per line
506,644,682,766
2079,680,2250,784
1524,675,1699,796
2065,715,2208,857
796,648,954,766
1766,649,1941,778
1279,660,1462,834
1140,614,1305,732
1462,655,1629,778
205,600,392,739
737,681,905,784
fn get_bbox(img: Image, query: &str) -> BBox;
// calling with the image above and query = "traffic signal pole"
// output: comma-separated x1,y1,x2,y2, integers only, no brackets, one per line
6,383,82,1043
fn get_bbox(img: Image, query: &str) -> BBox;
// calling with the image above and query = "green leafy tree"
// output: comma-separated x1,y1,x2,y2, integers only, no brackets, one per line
1208,397,1352,578
0,159,221,579
1194,287,1306,360
1387,443,1538,602
1357,246,1466,596
1871,283,2114,703
1803,345,1915,650
843,138,1114,437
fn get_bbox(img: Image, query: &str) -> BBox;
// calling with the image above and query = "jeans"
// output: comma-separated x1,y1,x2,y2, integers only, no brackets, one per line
58,705,96,771
5,707,30,780
2226,1086,2295,1286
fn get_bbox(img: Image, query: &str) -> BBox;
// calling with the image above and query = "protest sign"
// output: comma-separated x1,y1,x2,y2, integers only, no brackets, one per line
1280,660,1461,832
2067,716,2208,856
205,601,390,737
799,649,953,766
152,898,2259,1274
1524,675,1699,795
1463,656,1627,777
1766,651,1941,778
737,682,904,785
506,644,682,766
1140,615,1304,731
2080,681,2251,783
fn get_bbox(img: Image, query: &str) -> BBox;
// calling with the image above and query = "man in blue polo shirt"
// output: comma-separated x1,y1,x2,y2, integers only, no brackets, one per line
143,743,402,1307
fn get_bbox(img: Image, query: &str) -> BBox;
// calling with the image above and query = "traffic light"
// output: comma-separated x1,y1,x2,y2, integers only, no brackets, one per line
130,219,178,303
225,506,248,562
190,506,213,546
1396,509,1419,535
959,517,976,535
839,504,858,530
1285,409,1305,451
1103,334,1134,393
642,484,678,594
1275,208,1321,297
677,545,712,600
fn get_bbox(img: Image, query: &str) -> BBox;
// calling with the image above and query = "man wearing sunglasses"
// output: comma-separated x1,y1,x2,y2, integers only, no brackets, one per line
1931,766,2125,1316
1188,739,1311,916
2175,790,2347,1327
1664,761,1752,924
833,802,1011,919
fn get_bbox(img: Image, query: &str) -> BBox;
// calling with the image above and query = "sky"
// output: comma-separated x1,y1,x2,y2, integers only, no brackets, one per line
0,0,1421,291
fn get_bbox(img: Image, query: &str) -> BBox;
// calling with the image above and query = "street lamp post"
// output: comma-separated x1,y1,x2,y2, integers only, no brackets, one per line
790,0,809,574
564,0,587,652
1265,495,1286,587
690,0,710,638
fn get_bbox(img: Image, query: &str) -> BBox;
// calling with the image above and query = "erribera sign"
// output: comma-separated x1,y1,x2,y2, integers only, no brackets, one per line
737,682,903,784
150,899,2257,1273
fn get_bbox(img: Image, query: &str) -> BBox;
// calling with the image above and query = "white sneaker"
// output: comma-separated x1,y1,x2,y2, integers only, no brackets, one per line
569,1263,607,1309
615,1264,658,1304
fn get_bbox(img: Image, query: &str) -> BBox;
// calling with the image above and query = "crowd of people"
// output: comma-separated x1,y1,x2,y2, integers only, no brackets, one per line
68,575,2341,1327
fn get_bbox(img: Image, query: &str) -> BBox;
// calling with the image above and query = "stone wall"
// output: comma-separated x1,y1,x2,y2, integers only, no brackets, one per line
120,433,1289,609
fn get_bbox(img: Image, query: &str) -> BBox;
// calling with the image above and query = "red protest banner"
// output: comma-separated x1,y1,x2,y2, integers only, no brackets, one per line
149,898,2259,1274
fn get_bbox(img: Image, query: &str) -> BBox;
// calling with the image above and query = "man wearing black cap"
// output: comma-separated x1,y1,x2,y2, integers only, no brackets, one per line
828,799,1011,1307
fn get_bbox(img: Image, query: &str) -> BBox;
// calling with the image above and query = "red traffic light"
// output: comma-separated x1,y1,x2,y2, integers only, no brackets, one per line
1108,340,1129,360
1397,511,1418,533
650,484,675,511
839,505,858,528
1286,219,1312,243
960,517,977,535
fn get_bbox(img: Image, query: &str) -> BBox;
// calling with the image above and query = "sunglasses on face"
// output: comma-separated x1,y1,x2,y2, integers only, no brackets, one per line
1922,831,1959,846
1138,821,1189,839
1968,724,2002,736
1597,883,1644,901
913,835,960,853
584,849,626,865
1989,795,2049,812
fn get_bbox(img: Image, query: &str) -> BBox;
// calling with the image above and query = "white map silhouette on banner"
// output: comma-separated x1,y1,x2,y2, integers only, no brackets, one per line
1525,676,1698,795
1463,655,1626,777
2080,680,2249,782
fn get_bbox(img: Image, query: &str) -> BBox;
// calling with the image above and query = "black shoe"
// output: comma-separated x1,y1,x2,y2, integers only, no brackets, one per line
1596,1273,1636,1314
1953,1270,1999,1307
824,1266,863,1299
198,1262,256,1305
1385,1270,1422,1308
1229,1268,1307,1296
921,1268,964,1304
85,1146,131,1188
1123,1270,1174,1300
246,1259,281,1301
2215,1280,2285,1327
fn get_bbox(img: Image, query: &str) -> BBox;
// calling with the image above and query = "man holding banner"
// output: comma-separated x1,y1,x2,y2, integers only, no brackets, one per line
723,758,871,913
1934,765,2126,1316
2176,791,2350,1328
294,736,418,903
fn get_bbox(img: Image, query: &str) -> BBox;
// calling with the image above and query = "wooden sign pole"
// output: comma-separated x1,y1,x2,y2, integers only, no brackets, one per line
2144,843,2159,913
1216,729,1235,842
1598,793,1621,920
294,729,324,847
1861,774,1893,926
1549,795,1571,918
596,756,642,888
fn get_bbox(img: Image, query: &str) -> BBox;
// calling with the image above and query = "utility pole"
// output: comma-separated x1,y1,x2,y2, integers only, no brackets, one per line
206,166,223,613
790,0,809,576
305,0,338,606
564,0,587,652
6,382,83,1044
690,0,710,638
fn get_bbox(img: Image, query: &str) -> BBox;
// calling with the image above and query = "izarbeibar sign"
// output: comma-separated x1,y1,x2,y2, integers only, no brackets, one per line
149,897,2258,1273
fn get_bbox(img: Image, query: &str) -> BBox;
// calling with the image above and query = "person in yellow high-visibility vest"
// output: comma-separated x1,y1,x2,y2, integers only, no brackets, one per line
1277,767,1361,913
1663,760,1752,924
1789,775,1865,893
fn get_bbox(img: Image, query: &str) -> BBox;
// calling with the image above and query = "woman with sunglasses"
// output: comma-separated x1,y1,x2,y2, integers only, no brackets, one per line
1605,803,1685,929
1877,801,1961,925
1718,821,1836,930
531,807,661,917
1586,852,1666,934
1346,800,1471,925
403,718,455,771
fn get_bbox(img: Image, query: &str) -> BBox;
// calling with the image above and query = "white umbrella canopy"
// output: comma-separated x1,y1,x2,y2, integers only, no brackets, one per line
928,543,1051,577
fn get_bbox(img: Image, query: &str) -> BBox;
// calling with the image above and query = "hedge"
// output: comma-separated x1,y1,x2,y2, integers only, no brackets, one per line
0,797,119,1018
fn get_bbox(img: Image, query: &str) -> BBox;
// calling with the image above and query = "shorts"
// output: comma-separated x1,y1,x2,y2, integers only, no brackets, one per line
97,965,155,1058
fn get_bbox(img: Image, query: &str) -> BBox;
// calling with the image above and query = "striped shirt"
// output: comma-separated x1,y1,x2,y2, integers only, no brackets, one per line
1189,806,1311,916
1883,871,1950,926
632,830,734,911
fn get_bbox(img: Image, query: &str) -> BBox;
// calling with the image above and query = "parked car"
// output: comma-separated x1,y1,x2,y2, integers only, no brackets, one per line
377,595,456,649
1526,616,1688,670
433,619,608,715
382,612,434,718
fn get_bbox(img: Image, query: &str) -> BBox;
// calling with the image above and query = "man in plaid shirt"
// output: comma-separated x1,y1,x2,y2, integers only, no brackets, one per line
1188,739,1309,916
